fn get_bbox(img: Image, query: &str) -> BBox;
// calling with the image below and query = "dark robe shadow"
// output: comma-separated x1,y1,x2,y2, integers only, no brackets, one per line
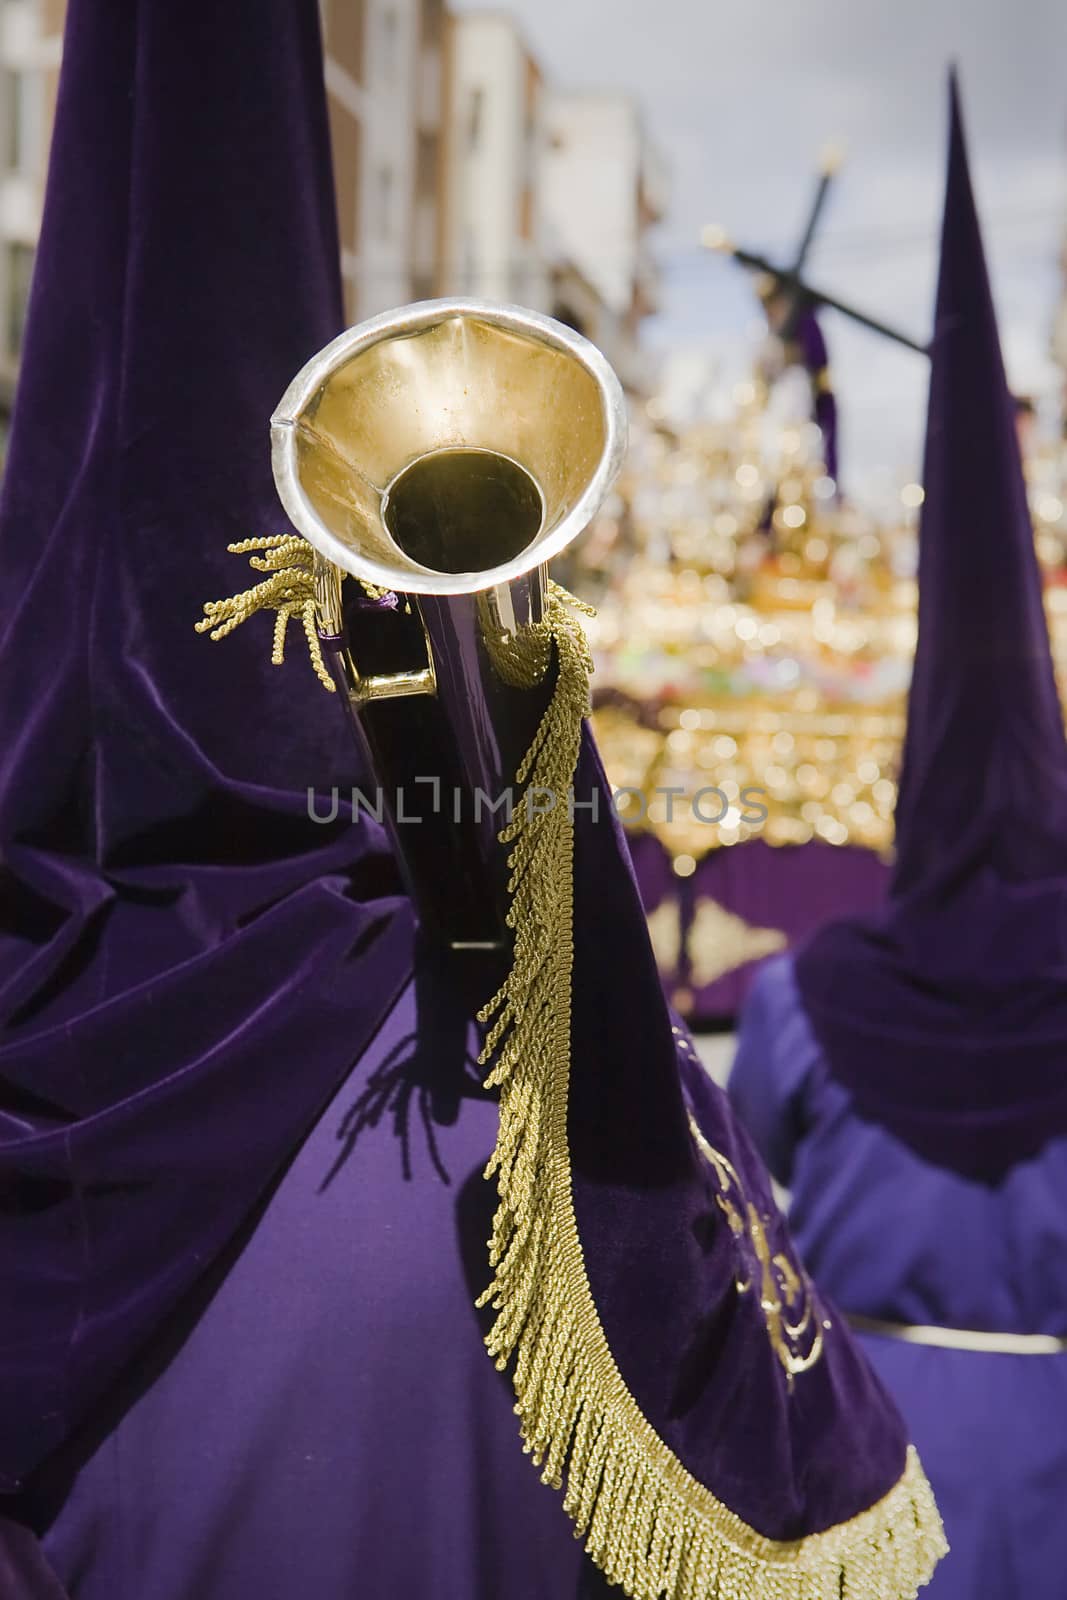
320,936,497,1190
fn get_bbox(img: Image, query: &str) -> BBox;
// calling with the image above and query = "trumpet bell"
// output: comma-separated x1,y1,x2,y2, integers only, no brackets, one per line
271,299,627,595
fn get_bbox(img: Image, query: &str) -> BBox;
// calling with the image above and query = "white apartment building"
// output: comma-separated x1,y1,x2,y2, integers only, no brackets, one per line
440,11,549,309
440,22,667,393
0,0,61,399
0,1,668,414
322,0,447,321
0,0,450,390
540,91,667,390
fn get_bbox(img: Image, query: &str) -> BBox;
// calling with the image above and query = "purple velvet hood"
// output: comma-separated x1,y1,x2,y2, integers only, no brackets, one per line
794,75,1067,1182
0,0,414,1491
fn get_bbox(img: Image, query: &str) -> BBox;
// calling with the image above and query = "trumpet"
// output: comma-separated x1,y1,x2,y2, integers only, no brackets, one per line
271,300,627,950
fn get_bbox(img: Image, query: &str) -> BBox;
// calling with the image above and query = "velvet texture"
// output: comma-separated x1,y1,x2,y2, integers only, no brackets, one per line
0,0,414,1491
793,76,1067,1182
569,739,910,1538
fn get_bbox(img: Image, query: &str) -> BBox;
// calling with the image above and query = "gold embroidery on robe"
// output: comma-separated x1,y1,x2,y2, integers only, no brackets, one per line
686,1107,825,1382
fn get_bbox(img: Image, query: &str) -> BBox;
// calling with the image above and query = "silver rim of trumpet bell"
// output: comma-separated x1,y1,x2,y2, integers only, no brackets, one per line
270,298,628,597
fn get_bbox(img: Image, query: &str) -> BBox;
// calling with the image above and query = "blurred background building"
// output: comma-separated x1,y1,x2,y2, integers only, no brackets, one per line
322,0,449,319
541,92,667,390
0,0,667,430
0,0,61,411
1052,223,1067,422
441,12,548,310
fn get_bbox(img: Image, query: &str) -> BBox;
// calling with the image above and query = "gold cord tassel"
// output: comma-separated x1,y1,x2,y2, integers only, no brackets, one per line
478,590,947,1599
196,534,336,691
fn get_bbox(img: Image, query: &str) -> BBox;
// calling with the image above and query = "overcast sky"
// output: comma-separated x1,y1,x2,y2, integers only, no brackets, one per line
456,0,1067,493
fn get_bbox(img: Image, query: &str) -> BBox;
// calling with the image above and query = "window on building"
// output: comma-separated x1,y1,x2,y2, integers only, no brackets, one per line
327,97,362,257
326,0,366,85
378,165,393,240
518,184,534,243
466,88,483,151
463,231,478,295
380,7,398,80
3,69,40,175
415,130,438,200
341,272,359,326
4,71,23,171
7,241,34,360
524,58,540,125
420,0,444,47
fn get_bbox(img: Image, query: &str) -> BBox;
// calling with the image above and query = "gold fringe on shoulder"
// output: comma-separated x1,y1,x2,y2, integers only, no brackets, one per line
196,534,336,691
477,589,947,1599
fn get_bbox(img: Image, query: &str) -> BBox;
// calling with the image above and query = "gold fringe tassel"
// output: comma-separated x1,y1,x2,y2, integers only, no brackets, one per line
196,534,336,691
197,538,414,677
477,589,947,1599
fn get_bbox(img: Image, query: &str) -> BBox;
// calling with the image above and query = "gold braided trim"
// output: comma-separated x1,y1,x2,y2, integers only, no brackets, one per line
477,590,947,1599
478,578,595,691
196,534,336,691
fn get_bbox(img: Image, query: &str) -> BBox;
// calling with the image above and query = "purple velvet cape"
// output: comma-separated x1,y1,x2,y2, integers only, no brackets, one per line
568,737,910,1538
794,76,1067,1183
0,0,415,1492
0,0,927,1578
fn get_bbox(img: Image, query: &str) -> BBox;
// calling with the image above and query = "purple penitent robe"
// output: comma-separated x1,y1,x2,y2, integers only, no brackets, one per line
0,0,945,1591
731,954,1067,1600
17,972,592,1600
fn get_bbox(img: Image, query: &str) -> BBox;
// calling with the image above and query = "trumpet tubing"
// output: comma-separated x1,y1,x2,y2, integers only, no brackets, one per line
271,300,627,948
